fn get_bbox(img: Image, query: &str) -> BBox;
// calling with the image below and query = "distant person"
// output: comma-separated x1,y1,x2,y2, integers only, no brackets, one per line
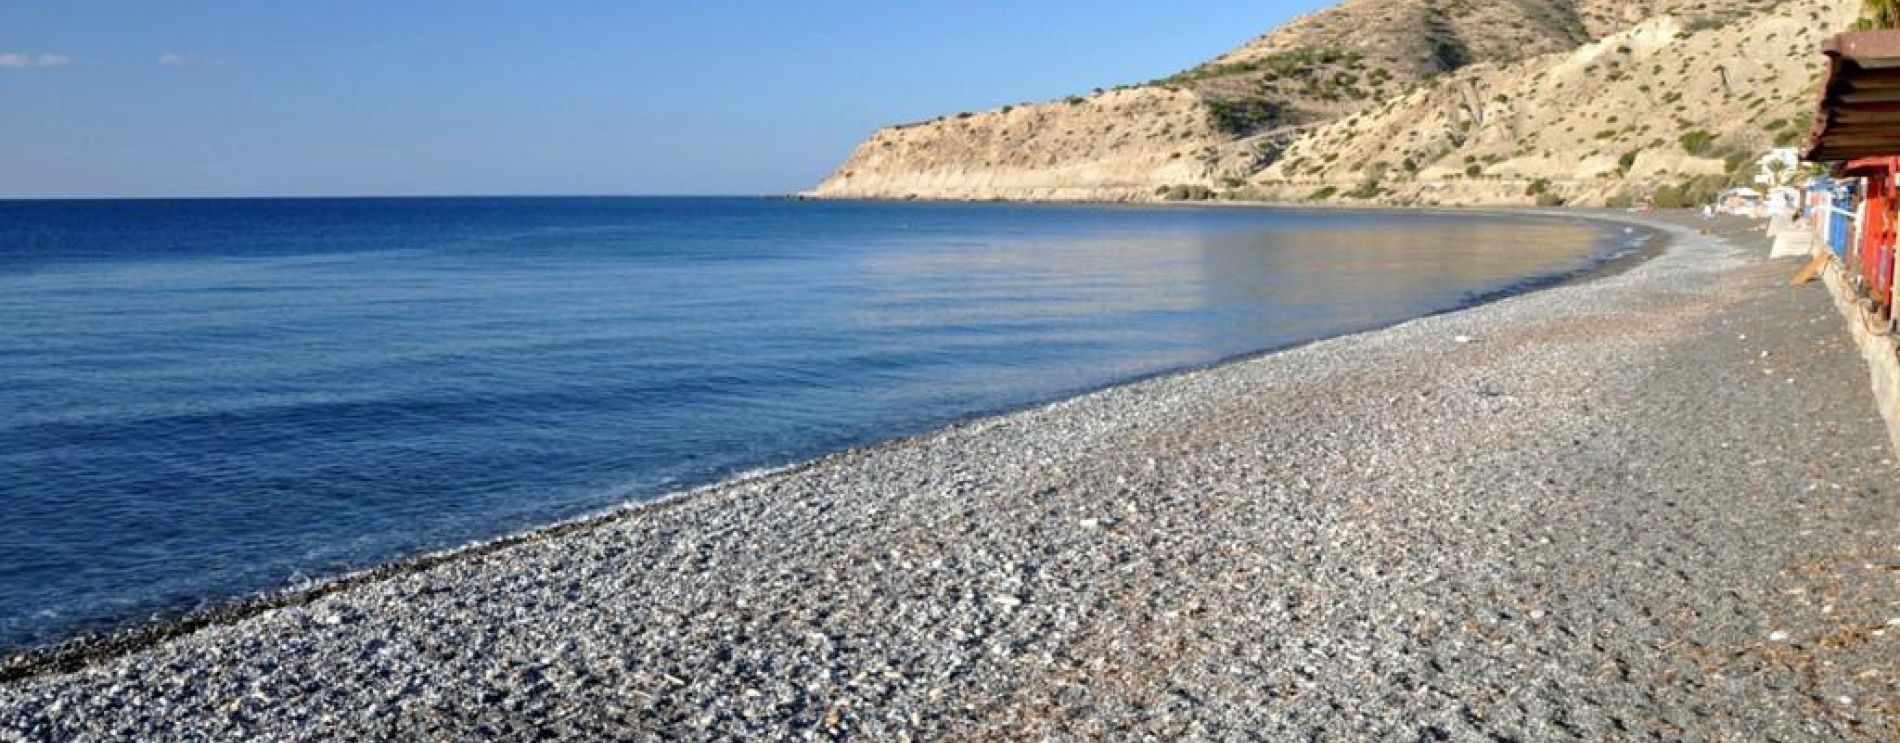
1702,204,1715,220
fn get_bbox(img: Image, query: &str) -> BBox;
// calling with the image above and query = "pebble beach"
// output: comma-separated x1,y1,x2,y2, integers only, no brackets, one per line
2,213,1897,741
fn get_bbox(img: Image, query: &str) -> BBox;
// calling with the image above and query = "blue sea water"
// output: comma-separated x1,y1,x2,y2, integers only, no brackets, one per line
0,197,1642,650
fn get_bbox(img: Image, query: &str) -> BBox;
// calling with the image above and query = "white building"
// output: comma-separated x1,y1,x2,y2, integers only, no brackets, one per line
1755,148,1801,187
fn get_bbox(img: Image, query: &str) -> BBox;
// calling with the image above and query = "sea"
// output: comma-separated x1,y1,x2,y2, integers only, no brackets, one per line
0,197,1649,650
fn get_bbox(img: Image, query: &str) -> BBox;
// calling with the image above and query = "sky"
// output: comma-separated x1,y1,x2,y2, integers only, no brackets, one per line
0,1,1333,198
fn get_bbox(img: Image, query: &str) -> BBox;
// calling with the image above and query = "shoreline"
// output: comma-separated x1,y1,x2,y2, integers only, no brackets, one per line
0,207,1666,682
793,192,1580,213
6,208,1894,740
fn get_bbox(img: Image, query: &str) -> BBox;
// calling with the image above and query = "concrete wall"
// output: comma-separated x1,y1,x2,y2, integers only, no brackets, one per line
1816,254,1900,453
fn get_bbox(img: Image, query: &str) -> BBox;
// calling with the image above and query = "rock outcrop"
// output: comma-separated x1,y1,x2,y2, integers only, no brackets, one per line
811,88,1228,203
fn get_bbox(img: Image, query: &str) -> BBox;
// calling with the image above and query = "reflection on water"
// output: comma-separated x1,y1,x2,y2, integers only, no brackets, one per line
854,213,1611,405
0,198,1630,650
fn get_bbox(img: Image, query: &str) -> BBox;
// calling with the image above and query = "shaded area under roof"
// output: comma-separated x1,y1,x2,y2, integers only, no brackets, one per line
1806,31,1900,162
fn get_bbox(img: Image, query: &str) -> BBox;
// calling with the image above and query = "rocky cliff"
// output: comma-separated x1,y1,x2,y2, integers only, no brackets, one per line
810,0,1856,206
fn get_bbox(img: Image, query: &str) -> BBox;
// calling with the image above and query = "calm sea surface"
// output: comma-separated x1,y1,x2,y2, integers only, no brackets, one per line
0,198,1646,649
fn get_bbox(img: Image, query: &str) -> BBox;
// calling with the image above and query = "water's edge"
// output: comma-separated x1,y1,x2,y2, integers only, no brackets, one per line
0,208,1672,684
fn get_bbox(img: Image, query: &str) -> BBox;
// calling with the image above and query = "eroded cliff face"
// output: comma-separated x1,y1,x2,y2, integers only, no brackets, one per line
810,88,1236,202
810,0,1853,206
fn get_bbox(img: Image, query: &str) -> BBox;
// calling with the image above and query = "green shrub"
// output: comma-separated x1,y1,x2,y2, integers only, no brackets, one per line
1307,186,1340,201
1679,175,1727,206
1157,184,1217,201
1652,185,1688,209
1773,119,1810,147
1465,164,1483,177
1679,130,1717,156
1535,192,1565,207
1605,194,1635,209
1345,165,1387,199
1653,175,1727,209
1206,97,1287,136
1525,178,1552,196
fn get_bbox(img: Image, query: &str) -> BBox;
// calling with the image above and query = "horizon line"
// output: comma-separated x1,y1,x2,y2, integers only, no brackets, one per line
0,193,804,202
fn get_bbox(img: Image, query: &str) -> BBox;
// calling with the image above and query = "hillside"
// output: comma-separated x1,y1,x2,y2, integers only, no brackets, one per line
810,0,1855,206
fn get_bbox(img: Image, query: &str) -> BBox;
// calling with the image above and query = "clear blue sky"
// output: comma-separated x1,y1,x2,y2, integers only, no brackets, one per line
0,2,1331,198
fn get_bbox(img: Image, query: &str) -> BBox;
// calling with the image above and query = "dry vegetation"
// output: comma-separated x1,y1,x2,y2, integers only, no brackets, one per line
812,0,1857,206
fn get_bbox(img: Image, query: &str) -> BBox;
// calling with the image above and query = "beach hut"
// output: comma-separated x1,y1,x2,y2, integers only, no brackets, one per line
1800,29,1900,451
1766,186,1803,218
1808,176,1859,260
1804,30,1900,313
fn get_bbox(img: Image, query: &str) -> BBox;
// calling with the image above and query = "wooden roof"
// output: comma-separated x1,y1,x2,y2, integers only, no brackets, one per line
1806,31,1900,162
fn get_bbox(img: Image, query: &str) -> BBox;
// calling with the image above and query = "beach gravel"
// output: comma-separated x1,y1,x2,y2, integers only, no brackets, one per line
1,213,1896,741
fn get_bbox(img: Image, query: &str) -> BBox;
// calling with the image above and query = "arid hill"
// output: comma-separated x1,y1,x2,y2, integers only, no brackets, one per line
811,0,1855,206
